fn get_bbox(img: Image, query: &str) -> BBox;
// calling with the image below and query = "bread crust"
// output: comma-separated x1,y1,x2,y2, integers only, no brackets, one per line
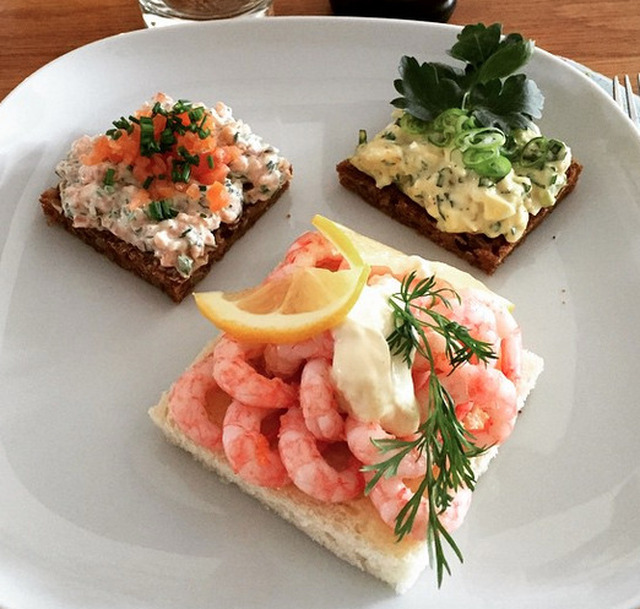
336,159,582,274
40,182,289,302
149,337,544,593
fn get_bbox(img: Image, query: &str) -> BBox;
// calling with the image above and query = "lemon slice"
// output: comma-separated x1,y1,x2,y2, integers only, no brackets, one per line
193,215,370,343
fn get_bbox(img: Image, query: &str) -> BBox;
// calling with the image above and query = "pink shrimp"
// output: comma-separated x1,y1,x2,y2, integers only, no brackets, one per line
411,285,522,387
413,288,500,375
278,407,364,503
167,352,226,452
439,363,518,447
265,231,346,284
344,417,425,478
368,475,473,540
222,400,291,488
280,231,344,271
263,331,334,378
469,289,523,384
299,358,344,441
212,335,298,409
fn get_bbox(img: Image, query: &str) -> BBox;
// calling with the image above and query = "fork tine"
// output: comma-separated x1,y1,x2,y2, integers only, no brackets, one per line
624,74,639,125
613,75,625,109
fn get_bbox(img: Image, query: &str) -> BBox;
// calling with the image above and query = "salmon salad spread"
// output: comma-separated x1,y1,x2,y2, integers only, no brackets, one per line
54,93,292,278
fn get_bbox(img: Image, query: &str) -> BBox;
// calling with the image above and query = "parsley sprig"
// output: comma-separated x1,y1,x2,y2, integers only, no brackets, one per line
392,23,544,134
364,272,497,586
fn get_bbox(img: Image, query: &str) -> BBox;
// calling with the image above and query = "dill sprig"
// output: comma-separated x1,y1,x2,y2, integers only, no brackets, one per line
364,271,497,586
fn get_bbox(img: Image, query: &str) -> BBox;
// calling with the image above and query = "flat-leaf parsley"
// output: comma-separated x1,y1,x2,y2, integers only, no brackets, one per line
392,23,544,134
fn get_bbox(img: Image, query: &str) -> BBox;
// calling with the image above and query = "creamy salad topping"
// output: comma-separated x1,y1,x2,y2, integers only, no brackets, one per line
55,94,292,277
351,110,572,243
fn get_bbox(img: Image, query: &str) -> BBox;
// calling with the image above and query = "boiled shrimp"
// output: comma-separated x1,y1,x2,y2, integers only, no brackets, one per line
439,362,518,447
411,285,522,388
368,475,473,540
278,407,364,503
265,231,346,285
299,358,344,441
212,335,298,409
263,331,334,378
167,352,224,452
222,400,291,488
344,417,425,478
469,288,523,383
413,287,500,375
280,230,344,271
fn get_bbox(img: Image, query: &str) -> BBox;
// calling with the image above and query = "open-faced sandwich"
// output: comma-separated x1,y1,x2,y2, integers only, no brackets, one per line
41,93,292,301
149,216,544,593
337,23,582,274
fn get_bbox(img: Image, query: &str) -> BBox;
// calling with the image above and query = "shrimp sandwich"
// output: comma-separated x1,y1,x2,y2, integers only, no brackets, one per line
149,216,544,593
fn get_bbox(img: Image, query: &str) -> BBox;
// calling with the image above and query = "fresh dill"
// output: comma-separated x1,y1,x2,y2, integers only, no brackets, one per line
363,271,497,586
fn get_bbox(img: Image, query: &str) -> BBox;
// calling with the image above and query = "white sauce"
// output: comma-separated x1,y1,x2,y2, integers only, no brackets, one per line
331,276,421,436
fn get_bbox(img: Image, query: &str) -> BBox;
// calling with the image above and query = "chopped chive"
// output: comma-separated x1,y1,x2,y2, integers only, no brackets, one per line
103,168,116,187
147,199,178,221
177,146,200,165
176,254,193,277
171,160,191,183
188,106,205,123
139,116,157,156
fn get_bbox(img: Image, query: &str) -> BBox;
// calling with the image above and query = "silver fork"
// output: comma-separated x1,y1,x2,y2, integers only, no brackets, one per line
612,74,640,128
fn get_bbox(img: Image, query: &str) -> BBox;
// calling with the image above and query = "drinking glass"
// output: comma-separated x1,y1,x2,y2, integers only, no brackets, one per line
139,0,274,27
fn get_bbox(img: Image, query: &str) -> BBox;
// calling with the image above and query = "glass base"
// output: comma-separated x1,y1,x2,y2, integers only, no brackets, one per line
139,0,273,27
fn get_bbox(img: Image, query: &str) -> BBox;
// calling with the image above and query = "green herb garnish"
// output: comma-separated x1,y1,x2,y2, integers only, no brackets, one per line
103,168,116,187
107,99,211,160
392,23,544,134
364,271,496,586
147,199,178,221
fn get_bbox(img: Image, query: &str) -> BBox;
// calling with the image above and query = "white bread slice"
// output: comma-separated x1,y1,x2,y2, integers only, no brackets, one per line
149,338,543,594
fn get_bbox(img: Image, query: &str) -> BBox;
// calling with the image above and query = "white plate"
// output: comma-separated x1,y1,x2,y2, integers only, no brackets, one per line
1,17,639,609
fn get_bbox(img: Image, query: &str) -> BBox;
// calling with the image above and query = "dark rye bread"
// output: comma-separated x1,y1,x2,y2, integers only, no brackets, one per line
40,182,289,302
336,159,582,274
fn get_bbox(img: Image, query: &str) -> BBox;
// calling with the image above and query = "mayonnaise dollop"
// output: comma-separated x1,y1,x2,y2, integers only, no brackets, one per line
330,276,420,437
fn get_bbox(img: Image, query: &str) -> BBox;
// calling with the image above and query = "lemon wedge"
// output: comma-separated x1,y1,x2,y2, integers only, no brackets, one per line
193,215,370,343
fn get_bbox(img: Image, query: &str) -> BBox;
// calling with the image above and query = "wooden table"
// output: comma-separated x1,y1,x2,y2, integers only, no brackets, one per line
2,0,639,103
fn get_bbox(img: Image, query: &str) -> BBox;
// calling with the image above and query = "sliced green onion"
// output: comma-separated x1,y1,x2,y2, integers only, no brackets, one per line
473,155,512,181
518,136,566,169
546,139,567,162
462,147,498,167
455,128,506,151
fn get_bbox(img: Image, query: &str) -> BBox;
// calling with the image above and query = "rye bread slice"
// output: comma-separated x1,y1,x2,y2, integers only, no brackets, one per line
40,182,289,302
336,159,582,274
